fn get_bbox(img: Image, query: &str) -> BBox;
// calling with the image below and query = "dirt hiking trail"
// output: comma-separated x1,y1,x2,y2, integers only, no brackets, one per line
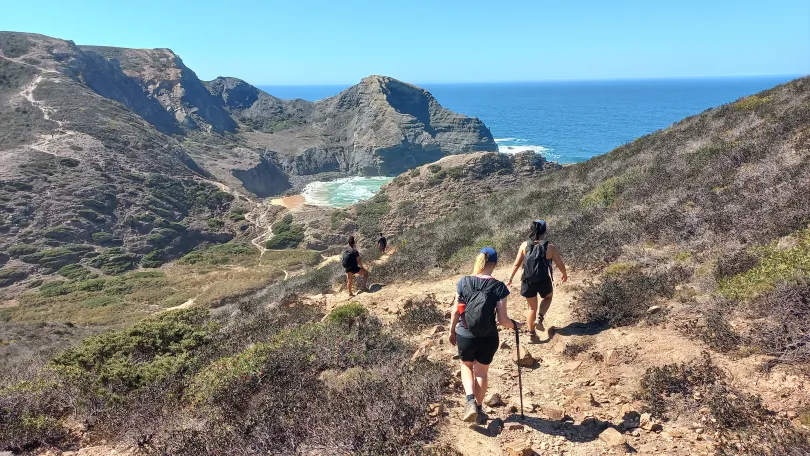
304,261,807,456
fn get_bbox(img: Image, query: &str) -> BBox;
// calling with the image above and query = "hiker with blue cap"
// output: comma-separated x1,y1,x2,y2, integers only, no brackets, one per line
507,220,569,341
448,246,523,423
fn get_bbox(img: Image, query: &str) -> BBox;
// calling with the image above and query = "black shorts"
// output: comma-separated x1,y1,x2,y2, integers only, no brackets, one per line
521,279,553,299
456,333,499,365
345,266,361,274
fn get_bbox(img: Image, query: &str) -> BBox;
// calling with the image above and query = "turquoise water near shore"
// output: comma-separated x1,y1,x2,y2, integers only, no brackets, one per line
268,76,797,206
301,176,394,208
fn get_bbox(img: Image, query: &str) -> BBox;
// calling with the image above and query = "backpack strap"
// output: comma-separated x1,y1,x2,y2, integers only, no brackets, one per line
543,241,554,280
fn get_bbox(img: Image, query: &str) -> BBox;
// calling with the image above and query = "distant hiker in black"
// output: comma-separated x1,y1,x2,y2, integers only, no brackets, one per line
449,247,522,424
376,232,387,253
342,236,368,297
507,220,568,339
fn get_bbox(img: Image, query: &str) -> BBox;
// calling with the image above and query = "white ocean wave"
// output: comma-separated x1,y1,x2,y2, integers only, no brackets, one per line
494,137,518,142
302,176,394,208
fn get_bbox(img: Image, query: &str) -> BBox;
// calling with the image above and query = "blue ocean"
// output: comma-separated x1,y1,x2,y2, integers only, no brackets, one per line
260,76,797,205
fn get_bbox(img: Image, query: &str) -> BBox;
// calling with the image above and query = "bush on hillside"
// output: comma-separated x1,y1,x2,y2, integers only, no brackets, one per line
49,308,213,404
397,294,446,332
573,266,683,326
154,306,447,455
266,214,304,249
0,365,71,452
354,192,390,239
0,267,27,287
752,279,810,368
637,353,810,455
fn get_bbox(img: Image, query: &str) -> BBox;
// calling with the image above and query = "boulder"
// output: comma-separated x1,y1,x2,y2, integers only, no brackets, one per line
599,427,627,447
512,344,536,367
503,440,533,456
505,422,525,431
542,405,566,421
485,392,505,407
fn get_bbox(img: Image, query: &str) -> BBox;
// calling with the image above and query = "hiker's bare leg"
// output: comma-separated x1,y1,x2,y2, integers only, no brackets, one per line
347,272,355,296
473,362,490,405
461,361,476,398
538,293,553,324
359,268,369,290
525,296,538,332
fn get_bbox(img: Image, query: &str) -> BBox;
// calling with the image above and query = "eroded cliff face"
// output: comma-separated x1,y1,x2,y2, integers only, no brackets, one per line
231,154,292,197
80,45,238,133
3,32,500,202
210,75,498,177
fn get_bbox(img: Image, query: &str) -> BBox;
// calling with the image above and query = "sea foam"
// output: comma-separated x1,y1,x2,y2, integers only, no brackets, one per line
301,176,394,208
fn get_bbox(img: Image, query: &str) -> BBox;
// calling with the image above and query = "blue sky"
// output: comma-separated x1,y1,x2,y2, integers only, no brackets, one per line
2,0,808,85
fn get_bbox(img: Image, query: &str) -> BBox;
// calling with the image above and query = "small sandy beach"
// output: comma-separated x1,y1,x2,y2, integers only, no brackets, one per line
270,195,306,210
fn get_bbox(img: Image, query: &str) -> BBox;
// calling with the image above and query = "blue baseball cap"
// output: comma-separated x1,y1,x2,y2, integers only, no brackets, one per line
480,247,498,263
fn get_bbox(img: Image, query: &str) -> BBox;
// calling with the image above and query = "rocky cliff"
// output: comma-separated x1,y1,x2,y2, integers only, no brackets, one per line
0,31,500,295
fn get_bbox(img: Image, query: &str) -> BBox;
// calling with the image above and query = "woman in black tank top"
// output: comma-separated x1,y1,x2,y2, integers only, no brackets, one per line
506,220,568,339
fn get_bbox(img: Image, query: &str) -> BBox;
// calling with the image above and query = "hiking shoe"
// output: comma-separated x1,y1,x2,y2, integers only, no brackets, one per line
476,408,489,425
536,315,545,332
462,400,478,422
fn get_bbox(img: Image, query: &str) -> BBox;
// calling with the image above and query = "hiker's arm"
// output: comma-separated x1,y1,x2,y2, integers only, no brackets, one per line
507,242,526,287
448,295,459,345
550,244,568,282
357,254,365,269
496,298,521,329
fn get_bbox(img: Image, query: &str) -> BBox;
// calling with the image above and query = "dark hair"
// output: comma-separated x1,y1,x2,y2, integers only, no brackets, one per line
530,220,547,240
379,232,383,236
348,236,356,247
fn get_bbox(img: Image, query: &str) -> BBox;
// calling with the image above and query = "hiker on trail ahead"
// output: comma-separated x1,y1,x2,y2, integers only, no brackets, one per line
449,247,523,424
376,232,387,253
507,220,568,339
342,236,369,297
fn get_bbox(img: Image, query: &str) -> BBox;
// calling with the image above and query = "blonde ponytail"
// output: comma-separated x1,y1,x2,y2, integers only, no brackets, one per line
471,253,487,275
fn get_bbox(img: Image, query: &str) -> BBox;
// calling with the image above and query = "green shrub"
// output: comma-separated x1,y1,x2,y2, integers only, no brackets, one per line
178,242,254,265
0,267,26,287
562,340,594,359
427,164,442,173
90,249,140,275
38,280,74,298
16,247,84,273
267,214,304,249
141,250,167,268
326,303,369,327
57,264,93,280
77,209,103,221
0,367,70,452
354,193,390,239
75,278,107,292
409,168,421,177
7,244,39,257
81,295,119,308
718,227,810,300
446,166,467,179
91,232,117,245
41,226,77,241
50,308,213,403
207,218,224,229
580,176,621,208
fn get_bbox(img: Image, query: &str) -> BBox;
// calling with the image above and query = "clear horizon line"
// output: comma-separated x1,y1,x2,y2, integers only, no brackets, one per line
253,73,806,87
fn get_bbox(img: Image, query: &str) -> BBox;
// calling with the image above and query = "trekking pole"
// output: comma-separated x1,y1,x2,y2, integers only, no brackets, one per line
512,319,525,421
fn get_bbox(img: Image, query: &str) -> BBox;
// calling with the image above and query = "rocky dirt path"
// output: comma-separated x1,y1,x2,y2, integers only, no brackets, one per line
306,263,764,455
13,70,78,154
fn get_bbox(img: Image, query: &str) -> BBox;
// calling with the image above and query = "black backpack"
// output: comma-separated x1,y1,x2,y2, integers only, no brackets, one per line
341,248,358,269
461,276,500,337
523,240,552,283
